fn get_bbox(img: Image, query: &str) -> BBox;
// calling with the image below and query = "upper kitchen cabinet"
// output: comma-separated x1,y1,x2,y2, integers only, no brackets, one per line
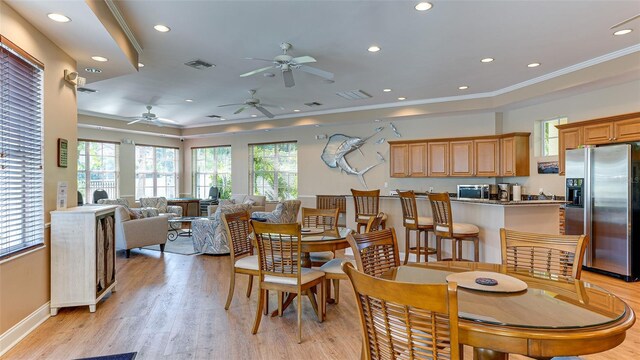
389,142,427,177
556,112,640,175
475,138,500,177
500,133,530,177
450,140,474,177
428,141,449,177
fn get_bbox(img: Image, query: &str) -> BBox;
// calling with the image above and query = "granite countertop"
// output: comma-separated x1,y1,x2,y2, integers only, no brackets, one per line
345,194,567,206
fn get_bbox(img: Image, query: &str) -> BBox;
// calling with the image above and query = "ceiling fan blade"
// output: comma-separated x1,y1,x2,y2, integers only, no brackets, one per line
218,103,245,107
292,56,316,64
234,106,250,114
240,66,274,77
260,103,285,110
255,106,275,119
610,14,640,29
151,119,165,127
127,118,143,125
243,57,275,62
156,117,176,124
283,70,295,88
298,65,334,80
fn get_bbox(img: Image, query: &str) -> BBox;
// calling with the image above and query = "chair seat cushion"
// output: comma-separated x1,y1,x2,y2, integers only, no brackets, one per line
310,251,334,262
317,258,356,274
234,255,259,271
436,223,480,235
404,216,433,226
357,213,388,222
264,268,324,285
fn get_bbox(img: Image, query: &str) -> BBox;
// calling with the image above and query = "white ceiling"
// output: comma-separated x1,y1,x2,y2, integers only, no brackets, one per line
7,0,640,129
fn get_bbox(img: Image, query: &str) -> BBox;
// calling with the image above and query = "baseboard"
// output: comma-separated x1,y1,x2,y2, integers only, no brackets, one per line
0,302,50,356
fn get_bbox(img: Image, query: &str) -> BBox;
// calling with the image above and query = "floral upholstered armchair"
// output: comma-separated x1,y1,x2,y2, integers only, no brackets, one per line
251,200,301,223
192,203,252,254
139,197,183,218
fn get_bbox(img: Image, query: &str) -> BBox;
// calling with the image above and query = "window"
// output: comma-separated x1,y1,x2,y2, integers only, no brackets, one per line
540,117,567,156
249,142,297,201
77,140,118,203
192,146,232,199
135,145,178,199
0,38,44,257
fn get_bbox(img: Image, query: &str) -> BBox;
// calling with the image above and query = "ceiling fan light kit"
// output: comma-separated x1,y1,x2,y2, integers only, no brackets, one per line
218,89,281,119
126,105,175,126
240,42,334,88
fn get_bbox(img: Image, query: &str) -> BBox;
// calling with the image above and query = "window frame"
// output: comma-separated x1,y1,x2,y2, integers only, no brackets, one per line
0,36,45,259
249,141,298,201
134,145,179,199
77,139,119,204
540,117,567,157
192,145,232,200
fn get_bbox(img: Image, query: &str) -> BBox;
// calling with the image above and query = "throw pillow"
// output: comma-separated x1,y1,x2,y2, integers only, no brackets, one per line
127,208,142,219
243,199,256,206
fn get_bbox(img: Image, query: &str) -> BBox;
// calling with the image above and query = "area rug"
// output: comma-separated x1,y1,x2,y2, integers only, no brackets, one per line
141,233,198,255
75,352,137,360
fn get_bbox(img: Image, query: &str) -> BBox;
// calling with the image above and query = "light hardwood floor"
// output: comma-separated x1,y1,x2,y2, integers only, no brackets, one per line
3,249,640,360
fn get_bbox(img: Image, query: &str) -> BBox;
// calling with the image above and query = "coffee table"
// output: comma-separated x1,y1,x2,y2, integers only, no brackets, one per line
168,216,210,240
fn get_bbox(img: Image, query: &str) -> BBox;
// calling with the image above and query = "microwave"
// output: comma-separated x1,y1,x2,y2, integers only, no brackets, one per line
457,185,489,199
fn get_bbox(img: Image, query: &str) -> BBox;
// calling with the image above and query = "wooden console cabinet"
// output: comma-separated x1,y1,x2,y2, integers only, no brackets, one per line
50,205,117,315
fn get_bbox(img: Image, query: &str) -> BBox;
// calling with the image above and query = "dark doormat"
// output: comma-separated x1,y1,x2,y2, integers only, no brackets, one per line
74,352,137,360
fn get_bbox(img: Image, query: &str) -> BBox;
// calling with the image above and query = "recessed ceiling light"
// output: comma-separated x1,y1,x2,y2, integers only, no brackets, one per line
458,86,469,90
314,124,321,127
398,97,406,101
84,67,102,73
265,129,271,132
91,56,108,62
251,114,257,118
613,29,632,36
154,24,171,32
414,2,433,11
293,109,301,112
138,62,144,68
383,88,392,92
368,45,381,53
47,13,71,23
185,99,193,102
527,62,541,68
481,58,494,63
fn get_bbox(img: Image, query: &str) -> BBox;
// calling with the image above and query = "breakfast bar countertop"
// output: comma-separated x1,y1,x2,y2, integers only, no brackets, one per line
346,194,567,206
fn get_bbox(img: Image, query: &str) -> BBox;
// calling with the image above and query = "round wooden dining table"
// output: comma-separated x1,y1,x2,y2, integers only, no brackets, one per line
299,226,352,268
383,261,635,360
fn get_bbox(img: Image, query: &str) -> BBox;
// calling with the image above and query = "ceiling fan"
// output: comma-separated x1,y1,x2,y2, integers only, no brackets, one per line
218,90,282,118
126,105,176,126
240,42,334,88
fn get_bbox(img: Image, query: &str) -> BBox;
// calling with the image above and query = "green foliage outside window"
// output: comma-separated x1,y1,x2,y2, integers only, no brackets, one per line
251,142,297,201
193,146,232,199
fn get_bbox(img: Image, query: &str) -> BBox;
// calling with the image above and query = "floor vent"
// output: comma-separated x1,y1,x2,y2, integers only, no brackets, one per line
185,59,215,70
336,90,372,100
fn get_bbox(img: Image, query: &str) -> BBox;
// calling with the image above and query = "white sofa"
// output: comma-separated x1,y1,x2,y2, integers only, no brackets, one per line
113,206,169,258
207,194,266,215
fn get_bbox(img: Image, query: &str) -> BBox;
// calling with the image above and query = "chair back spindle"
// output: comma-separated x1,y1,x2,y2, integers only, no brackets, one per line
222,211,252,262
347,228,400,278
428,193,453,237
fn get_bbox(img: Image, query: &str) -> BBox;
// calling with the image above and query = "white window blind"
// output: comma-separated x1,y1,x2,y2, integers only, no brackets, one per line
0,39,44,257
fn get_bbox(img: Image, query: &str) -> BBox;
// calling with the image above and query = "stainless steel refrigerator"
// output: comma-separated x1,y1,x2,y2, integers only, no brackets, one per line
565,144,640,281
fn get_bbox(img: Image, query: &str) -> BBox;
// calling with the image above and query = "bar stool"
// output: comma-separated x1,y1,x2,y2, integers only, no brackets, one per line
397,190,436,264
428,193,479,262
351,189,387,233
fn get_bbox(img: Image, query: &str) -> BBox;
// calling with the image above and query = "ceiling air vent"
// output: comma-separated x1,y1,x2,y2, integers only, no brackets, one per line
304,101,323,107
206,114,221,118
77,87,98,93
336,90,372,100
184,59,215,70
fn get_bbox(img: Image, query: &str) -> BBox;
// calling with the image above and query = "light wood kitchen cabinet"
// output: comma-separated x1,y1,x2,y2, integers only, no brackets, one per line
428,141,449,177
583,123,614,145
558,127,583,175
408,143,427,177
475,138,500,176
450,140,474,176
614,117,640,142
390,143,408,177
389,142,427,177
500,134,530,176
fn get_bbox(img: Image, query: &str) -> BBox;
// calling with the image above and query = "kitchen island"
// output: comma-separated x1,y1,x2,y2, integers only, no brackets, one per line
345,195,567,263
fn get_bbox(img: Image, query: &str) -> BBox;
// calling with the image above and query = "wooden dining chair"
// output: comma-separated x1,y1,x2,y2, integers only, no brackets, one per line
397,190,436,264
500,228,589,280
343,262,460,360
351,189,387,233
364,212,386,233
428,192,480,262
347,227,401,278
250,221,325,343
222,210,258,310
302,207,339,265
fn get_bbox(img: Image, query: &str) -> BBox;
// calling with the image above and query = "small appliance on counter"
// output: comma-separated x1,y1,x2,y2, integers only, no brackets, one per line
489,184,499,200
457,185,489,199
512,184,522,202
497,183,512,201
